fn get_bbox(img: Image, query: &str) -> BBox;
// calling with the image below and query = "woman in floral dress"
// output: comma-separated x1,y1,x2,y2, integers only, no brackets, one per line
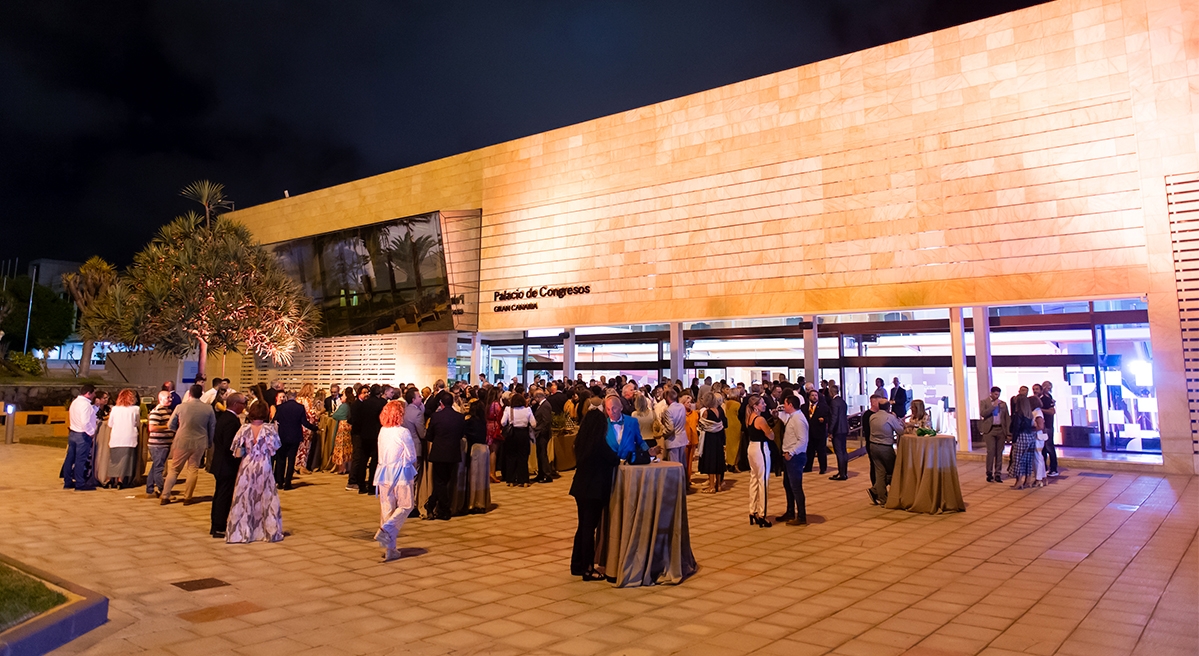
227,401,284,543
485,386,503,483
329,388,353,474
295,383,318,474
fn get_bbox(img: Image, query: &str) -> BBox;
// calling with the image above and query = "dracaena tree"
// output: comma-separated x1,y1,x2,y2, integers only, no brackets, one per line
83,181,320,376
62,256,117,377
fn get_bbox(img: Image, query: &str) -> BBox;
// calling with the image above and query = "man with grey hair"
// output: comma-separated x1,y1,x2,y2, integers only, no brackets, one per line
662,388,688,465
161,384,216,505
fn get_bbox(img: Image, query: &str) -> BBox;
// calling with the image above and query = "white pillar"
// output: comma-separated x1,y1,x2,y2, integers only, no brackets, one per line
563,329,576,382
972,305,992,411
804,317,818,386
669,322,685,384
469,333,482,385
949,307,971,451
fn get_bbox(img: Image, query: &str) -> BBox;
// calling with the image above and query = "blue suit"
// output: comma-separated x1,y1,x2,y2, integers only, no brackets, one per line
606,415,646,462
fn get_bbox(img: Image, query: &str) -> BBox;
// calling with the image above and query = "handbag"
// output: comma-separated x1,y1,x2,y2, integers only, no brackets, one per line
627,445,651,465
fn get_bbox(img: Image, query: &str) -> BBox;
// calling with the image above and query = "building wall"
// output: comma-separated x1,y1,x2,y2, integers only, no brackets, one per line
229,0,1198,473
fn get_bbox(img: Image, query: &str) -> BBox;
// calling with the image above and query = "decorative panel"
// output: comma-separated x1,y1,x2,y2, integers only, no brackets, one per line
238,332,455,390
1166,172,1199,456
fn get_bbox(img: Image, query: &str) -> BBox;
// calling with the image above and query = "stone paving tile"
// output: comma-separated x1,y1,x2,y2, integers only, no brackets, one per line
0,443,1195,656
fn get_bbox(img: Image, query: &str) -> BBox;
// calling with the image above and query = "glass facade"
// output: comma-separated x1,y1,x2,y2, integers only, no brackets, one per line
269,211,453,337
476,296,1159,460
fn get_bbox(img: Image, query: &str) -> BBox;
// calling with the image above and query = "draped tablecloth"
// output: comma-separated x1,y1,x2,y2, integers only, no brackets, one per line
602,461,697,587
885,435,965,514
92,421,149,485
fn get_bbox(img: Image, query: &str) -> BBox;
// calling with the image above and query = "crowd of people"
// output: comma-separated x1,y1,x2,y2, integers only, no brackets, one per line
56,369,1057,567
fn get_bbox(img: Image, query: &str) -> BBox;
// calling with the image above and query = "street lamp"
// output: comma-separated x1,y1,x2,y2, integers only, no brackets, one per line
23,263,39,354
4,404,14,444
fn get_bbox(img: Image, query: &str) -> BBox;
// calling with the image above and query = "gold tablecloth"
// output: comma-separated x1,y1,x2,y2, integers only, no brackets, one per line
602,462,697,587
885,435,965,514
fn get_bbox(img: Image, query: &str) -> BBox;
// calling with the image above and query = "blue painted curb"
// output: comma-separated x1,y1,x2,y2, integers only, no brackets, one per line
0,554,108,656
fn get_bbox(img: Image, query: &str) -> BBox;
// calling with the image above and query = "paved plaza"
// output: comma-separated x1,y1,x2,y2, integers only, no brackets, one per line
0,443,1194,656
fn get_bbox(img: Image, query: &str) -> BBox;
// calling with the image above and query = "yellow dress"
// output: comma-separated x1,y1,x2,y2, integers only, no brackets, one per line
724,399,741,467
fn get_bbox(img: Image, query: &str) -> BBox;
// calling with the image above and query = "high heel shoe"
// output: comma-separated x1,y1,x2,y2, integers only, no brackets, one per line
755,516,772,528
749,514,756,525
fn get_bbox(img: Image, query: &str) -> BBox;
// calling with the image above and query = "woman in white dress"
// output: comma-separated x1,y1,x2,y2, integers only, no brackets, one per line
375,399,418,561
226,401,284,543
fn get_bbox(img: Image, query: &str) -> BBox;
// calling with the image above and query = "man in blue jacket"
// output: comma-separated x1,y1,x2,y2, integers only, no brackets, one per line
602,395,659,462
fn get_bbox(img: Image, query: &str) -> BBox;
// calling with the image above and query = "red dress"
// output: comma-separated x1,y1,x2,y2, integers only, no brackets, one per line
486,402,502,446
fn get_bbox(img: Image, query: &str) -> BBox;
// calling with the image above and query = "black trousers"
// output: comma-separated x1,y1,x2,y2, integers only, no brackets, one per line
830,432,848,478
571,497,606,575
348,433,361,487
428,462,455,518
351,434,378,492
1044,421,1058,472
274,442,298,489
504,429,530,485
535,432,554,479
782,454,807,520
805,433,829,473
211,473,236,534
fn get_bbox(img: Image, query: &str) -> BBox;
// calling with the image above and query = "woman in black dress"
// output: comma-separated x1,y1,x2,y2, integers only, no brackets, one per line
569,409,621,580
697,393,727,493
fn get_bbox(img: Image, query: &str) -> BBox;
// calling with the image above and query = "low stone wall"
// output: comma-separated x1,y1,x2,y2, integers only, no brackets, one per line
0,384,155,411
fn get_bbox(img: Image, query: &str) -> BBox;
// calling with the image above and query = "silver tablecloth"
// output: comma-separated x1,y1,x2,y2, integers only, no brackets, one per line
602,462,697,587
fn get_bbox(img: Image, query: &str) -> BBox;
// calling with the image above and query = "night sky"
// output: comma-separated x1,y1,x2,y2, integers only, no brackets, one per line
1,0,1047,269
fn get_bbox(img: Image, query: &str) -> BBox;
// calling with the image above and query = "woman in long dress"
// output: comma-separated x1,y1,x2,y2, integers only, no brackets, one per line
328,388,353,474
295,383,318,474
501,392,536,487
569,409,620,580
227,401,284,543
697,393,727,493
375,400,417,561
465,399,491,513
485,387,503,483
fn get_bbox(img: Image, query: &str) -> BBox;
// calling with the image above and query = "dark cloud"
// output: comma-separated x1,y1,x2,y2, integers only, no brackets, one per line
0,0,1047,268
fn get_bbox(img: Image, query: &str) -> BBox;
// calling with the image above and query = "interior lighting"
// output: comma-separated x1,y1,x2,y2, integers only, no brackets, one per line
1129,360,1153,387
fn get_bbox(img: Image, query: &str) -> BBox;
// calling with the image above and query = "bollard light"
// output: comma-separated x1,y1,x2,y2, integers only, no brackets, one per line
4,404,15,445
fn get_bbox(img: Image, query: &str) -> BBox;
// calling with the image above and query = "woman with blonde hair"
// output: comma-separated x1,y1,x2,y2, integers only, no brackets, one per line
905,399,930,433
105,389,141,489
631,393,663,447
375,399,418,561
724,389,743,472
295,382,318,474
744,394,774,528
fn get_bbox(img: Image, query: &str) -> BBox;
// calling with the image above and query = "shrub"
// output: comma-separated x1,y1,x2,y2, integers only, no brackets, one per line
6,352,43,376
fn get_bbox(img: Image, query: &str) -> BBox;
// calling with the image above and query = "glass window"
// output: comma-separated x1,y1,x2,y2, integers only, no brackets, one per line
270,211,453,337
1093,298,1148,312
1096,323,1158,453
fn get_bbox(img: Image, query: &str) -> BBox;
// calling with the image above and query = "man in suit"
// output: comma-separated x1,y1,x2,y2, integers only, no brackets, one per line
275,391,318,490
210,393,245,538
533,390,555,483
827,383,850,480
979,386,1010,483
350,385,387,494
424,392,465,520
803,389,831,475
890,378,908,417
324,384,341,414
603,395,658,462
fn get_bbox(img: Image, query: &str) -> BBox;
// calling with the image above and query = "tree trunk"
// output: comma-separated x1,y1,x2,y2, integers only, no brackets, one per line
78,339,95,378
197,338,208,378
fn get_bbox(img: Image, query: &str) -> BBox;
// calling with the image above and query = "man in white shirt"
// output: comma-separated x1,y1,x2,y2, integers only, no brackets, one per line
661,388,689,466
200,377,234,405
776,394,809,525
63,383,98,491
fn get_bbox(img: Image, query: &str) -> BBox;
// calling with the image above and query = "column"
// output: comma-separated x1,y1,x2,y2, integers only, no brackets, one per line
949,307,971,451
669,322,685,384
563,329,576,382
968,306,992,452
469,332,482,385
803,317,818,386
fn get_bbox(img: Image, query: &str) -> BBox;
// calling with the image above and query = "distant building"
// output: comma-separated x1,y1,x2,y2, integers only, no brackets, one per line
28,259,82,295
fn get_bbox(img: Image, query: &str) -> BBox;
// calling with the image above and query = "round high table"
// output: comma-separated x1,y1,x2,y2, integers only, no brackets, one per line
600,461,697,587
884,434,966,514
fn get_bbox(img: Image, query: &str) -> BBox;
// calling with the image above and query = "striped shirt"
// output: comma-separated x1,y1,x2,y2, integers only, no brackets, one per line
147,405,175,447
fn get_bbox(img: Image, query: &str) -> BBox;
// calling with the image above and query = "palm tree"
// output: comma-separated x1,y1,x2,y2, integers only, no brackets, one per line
62,256,116,377
390,233,439,304
181,180,232,228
